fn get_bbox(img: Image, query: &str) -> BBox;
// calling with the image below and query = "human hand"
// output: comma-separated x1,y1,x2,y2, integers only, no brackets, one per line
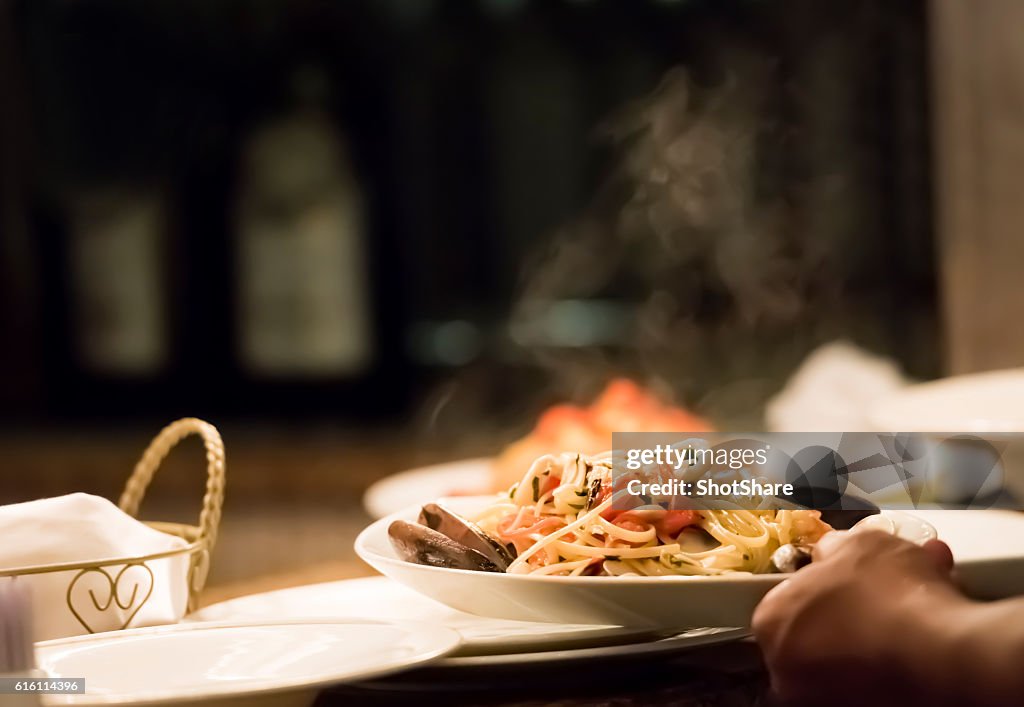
753,529,963,705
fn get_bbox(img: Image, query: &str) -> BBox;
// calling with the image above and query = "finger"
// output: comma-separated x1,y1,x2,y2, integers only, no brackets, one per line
752,584,784,631
810,529,849,561
751,575,804,653
921,538,954,574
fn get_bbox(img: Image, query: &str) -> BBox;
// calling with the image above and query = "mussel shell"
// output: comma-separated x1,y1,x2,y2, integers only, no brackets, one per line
771,543,814,573
418,503,515,569
388,520,502,572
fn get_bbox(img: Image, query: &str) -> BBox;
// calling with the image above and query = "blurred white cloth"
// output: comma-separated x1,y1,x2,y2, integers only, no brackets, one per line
766,341,909,432
0,493,189,641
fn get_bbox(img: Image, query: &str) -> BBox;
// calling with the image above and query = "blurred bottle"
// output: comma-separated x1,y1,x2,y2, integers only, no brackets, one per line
67,187,168,376
37,183,180,419
234,67,372,379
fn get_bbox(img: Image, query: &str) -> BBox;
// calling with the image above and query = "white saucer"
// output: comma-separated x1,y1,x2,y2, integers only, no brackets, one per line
189,576,746,666
37,619,459,707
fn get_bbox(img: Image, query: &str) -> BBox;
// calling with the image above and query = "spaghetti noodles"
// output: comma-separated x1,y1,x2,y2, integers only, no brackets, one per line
471,451,832,577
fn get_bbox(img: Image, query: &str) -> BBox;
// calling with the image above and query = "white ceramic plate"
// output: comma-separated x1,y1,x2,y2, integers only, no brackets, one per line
354,496,936,630
190,577,655,656
867,368,1024,434
36,619,460,707
189,576,746,666
905,509,1024,600
363,458,494,519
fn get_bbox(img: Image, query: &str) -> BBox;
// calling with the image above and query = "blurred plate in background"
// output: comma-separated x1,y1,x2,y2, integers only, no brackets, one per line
868,368,1024,500
363,458,493,519
868,368,1024,433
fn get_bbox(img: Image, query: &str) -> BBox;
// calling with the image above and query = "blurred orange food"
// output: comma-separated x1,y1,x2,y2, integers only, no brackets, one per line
492,379,712,491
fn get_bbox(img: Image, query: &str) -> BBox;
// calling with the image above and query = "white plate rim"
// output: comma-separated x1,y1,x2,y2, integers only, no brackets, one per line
36,618,461,706
440,626,749,667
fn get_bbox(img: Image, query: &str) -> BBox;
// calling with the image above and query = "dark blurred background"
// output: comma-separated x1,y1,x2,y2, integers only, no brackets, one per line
0,0,936,424
0,0,940,584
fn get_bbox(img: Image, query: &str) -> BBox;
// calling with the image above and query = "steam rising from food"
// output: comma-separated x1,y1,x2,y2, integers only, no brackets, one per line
418,53,891,443
512,61,806,418
508,61,863,423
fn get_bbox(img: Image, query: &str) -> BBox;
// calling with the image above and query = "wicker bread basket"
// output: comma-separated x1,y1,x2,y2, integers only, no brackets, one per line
0,418,225,637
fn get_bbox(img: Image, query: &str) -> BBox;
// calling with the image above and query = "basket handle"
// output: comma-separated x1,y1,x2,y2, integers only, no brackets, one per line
118,418,226,554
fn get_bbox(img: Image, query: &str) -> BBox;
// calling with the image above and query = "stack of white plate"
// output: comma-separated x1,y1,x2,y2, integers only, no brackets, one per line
188,576,748,668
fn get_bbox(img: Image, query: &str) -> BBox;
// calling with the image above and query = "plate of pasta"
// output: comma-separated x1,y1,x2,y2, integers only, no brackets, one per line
355,451,937,629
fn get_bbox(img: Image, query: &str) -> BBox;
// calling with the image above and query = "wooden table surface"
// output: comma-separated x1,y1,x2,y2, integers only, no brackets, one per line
319,641,770,706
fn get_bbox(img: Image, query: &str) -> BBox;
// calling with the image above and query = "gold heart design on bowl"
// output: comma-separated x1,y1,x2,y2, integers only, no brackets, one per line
66,563,155,634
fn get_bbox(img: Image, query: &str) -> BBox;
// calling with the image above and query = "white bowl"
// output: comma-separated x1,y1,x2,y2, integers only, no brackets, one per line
355,496,936,630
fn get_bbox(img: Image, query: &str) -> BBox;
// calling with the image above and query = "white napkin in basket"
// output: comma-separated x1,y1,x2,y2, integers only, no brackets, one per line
0,493,190,641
